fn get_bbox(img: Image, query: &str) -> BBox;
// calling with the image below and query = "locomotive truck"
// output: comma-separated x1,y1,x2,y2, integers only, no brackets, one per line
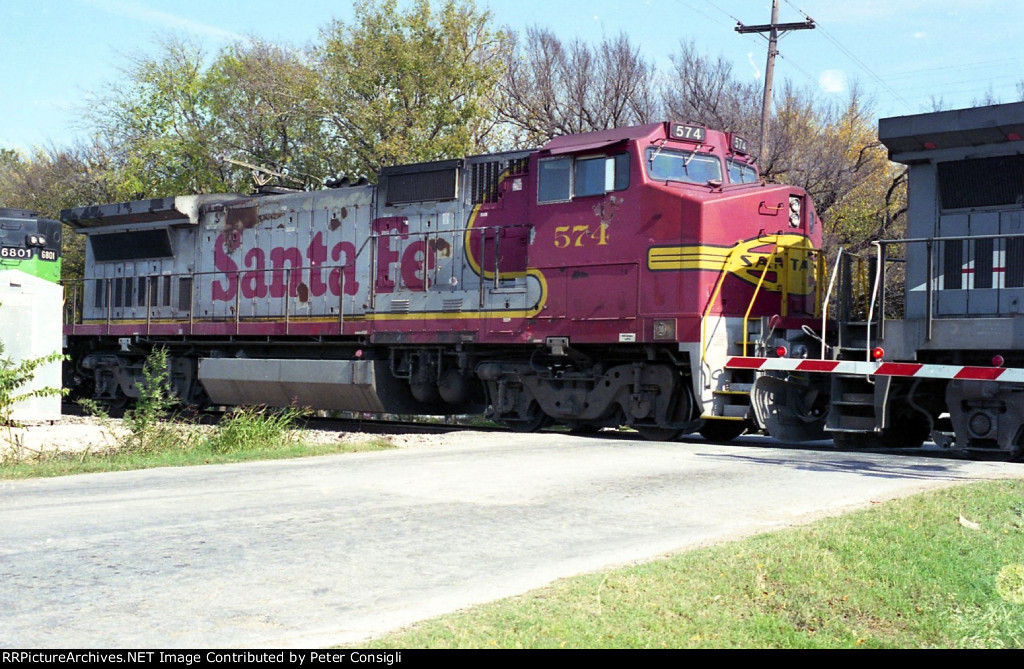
62,120,822,439
728,101,1024,461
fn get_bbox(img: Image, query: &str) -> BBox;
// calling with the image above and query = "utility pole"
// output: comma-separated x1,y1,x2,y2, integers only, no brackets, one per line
736,0,815,160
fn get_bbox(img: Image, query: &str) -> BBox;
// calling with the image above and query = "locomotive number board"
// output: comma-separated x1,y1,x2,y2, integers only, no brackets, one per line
1,246,57,261
669,123,706,143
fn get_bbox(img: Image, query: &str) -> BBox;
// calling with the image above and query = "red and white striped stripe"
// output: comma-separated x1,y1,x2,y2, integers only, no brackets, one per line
725,357,1024,382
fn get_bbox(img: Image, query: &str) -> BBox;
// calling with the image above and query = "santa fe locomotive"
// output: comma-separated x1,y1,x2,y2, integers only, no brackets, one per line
62,120,823,440
726,101,1024,461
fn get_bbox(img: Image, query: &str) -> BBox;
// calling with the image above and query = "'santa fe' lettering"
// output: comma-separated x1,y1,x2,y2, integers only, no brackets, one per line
212,233,359,301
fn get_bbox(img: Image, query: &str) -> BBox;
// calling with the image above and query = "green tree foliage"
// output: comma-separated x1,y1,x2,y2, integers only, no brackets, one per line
90,39,232,199
316,0,507,177
9,2,906,269
206,39,331,186
91,38,332,197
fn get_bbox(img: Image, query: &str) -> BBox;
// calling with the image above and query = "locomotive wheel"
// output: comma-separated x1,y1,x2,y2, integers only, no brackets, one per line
698,419,747,442
635,426,682,442
878,420,930,449
503,405,550,433
832,418,930,450
100,391,131,416
831,432,883,449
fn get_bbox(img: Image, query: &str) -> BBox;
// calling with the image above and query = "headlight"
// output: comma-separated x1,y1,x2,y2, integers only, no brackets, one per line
789,196,801,228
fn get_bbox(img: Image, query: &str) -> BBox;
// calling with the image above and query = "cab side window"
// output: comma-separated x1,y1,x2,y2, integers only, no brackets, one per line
539,153,629,203
574,157,607,198
538,158,572,203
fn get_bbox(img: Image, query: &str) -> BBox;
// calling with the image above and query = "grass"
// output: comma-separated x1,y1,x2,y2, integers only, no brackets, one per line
0,407,395,479
0,432,394,479
362,480,1024,649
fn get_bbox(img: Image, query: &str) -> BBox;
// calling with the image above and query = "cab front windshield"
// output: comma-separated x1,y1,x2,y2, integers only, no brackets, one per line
646,146,722,185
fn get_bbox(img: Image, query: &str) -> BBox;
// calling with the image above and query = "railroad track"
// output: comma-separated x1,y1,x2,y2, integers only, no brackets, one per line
60,400,987,461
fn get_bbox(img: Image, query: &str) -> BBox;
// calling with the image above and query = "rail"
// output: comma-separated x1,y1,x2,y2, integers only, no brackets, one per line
818,248,844,359
741,241,780,356
701,234,824,377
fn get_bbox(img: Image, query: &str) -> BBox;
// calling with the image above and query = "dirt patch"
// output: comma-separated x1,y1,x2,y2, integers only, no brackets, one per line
1,414,124,456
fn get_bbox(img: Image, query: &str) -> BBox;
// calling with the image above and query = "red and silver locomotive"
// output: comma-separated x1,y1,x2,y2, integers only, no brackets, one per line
63,121,822,438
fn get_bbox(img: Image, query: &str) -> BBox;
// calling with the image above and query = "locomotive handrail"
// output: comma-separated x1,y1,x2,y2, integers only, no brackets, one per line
874,232,1024,342
819,248,844,360
877,232,1024,244
865,241,885,362
63,263,356,333
741,241,781,357
62,220,527,334
700,235,787,395
827,232,1024,353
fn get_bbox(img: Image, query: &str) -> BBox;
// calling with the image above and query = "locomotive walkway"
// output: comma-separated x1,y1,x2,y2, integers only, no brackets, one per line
1,431,1020,648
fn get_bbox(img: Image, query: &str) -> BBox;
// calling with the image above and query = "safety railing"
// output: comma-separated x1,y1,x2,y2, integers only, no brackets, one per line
831,232,1024,357
63,264,356,336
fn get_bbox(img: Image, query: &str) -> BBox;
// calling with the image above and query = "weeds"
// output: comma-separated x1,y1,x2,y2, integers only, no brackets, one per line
119,347,189,454
204,405,305,454
0,327,66,461
0,348,65,425
3,348,392,478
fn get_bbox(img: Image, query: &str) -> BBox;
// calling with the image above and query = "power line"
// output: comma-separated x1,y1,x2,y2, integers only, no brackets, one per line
775,51,822,89
781,0,915,112
696,0,743,26
670,0,733,31
674,0,821,89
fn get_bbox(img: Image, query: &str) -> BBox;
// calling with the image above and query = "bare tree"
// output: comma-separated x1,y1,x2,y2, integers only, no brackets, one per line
661,41,760,137
498,27,657,145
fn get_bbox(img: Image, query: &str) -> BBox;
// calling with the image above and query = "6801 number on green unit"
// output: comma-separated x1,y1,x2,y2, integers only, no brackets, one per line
0,208,62,283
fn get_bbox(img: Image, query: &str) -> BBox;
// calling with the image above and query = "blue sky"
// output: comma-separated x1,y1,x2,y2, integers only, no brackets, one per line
2,0,1022,152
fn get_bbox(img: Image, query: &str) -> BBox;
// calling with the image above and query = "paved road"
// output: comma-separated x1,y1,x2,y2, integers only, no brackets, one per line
1,432,1020,648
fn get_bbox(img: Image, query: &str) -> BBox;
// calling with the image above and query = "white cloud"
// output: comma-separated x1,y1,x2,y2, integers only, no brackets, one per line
82,0,244,42
818,69,847,94
914,31,927,38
